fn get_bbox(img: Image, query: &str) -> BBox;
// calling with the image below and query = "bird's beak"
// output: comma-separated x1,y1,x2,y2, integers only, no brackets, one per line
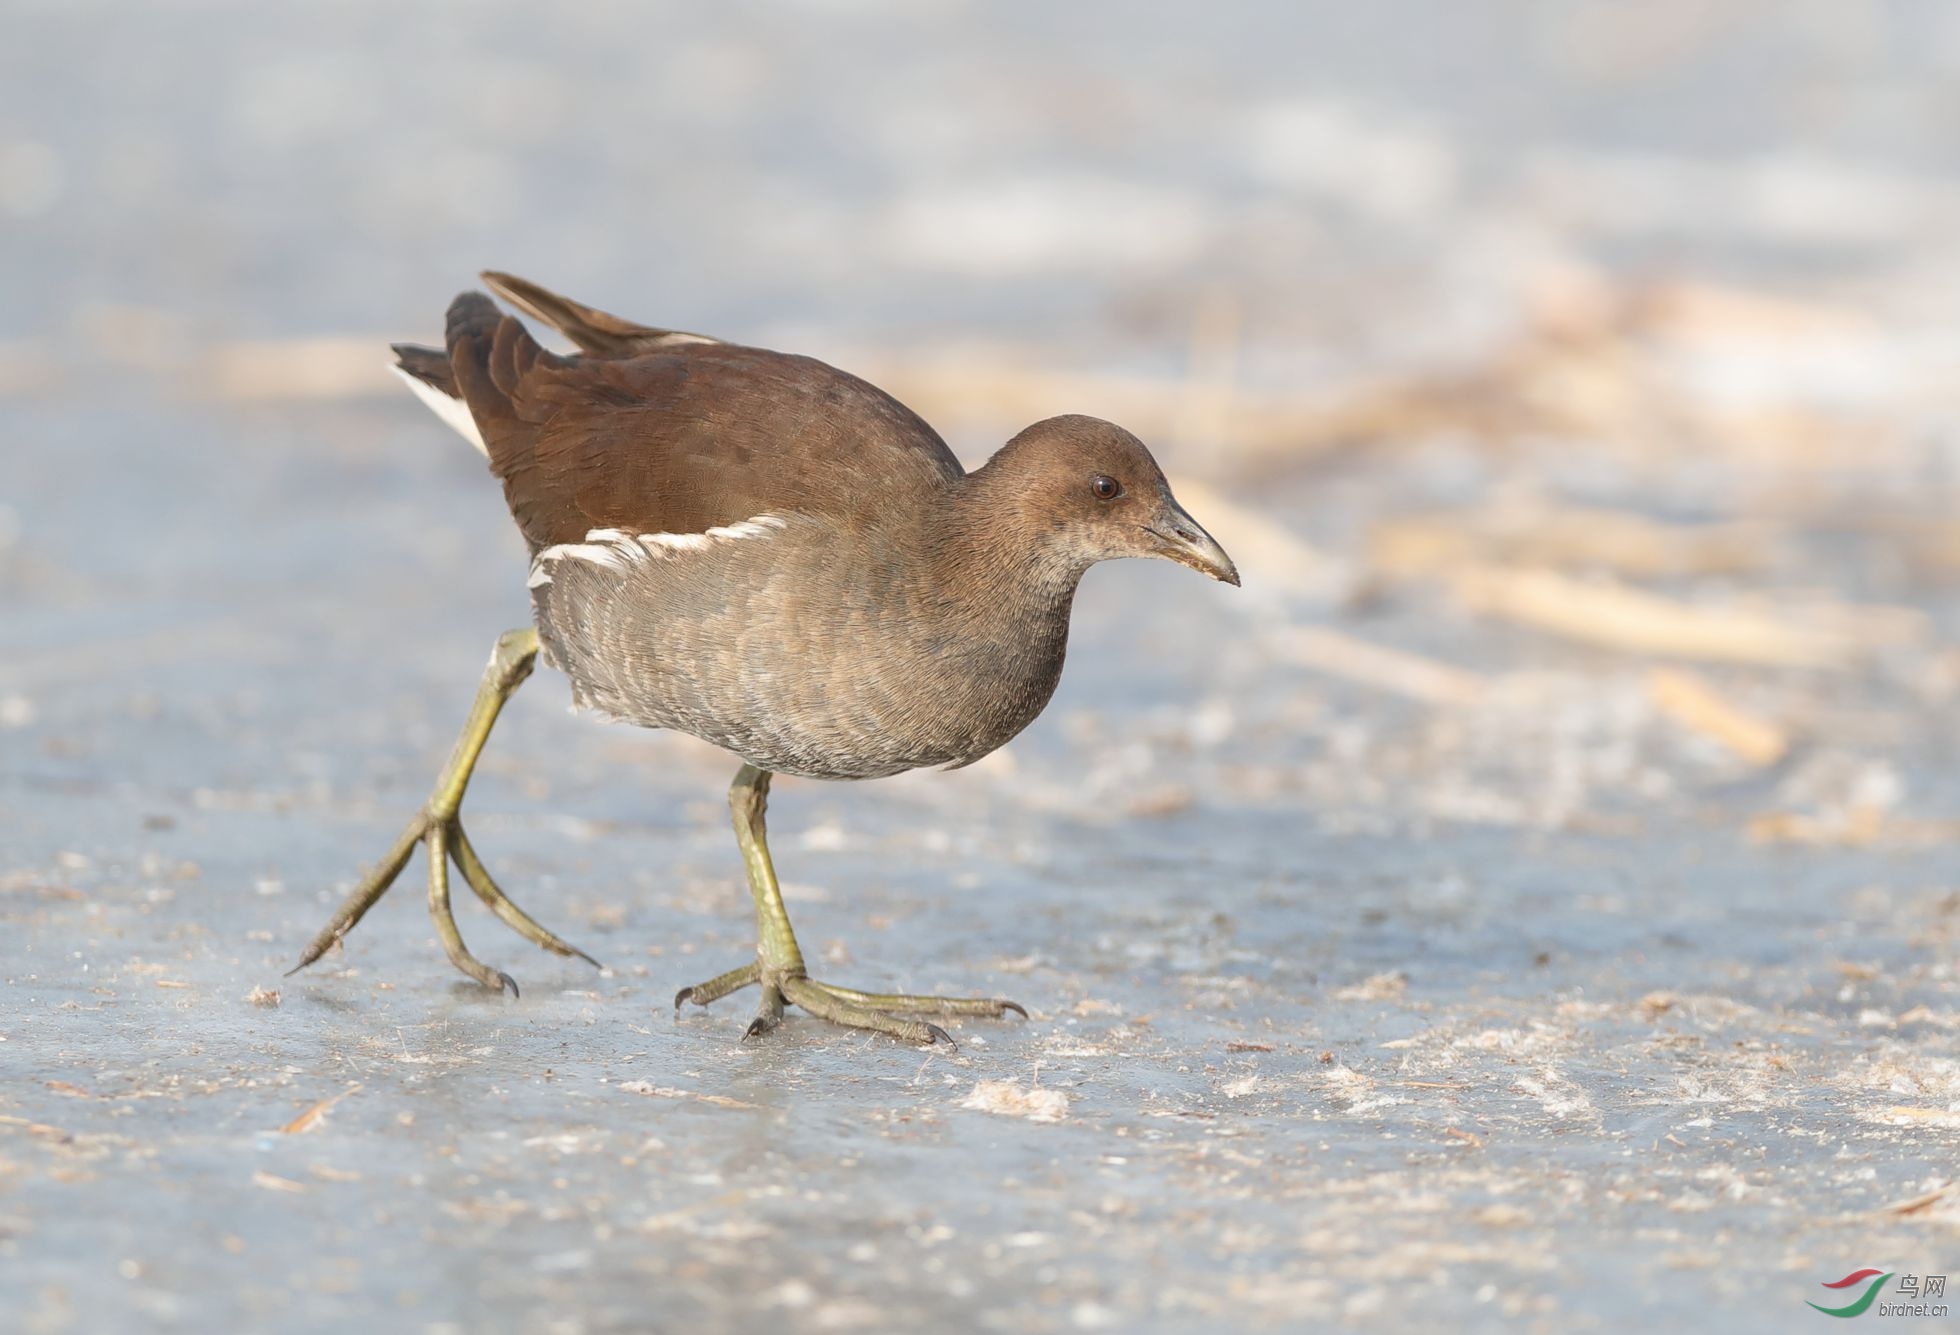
1144,491,1240,587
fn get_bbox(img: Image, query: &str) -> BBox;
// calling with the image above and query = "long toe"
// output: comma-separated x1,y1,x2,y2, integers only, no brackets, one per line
806,980,1028,1020
449,820,602,969
674,961,763,1011
779,976,951,1046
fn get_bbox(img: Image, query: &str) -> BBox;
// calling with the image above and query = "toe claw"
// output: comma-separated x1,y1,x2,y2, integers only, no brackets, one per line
498,972,520,999
742,1016,772,1043
1000,1000,1028,1019
573,948,603,970
674,987,696,1012
925,1023,956,1049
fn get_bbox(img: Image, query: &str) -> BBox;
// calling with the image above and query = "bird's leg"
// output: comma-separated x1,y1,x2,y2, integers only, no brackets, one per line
674,764,1025,1045
288,627,599,994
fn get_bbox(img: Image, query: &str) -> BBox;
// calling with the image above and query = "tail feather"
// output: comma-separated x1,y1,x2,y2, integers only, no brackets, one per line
390,340,483,455
444,291,513,378
444,289,566,484
391,341,455,395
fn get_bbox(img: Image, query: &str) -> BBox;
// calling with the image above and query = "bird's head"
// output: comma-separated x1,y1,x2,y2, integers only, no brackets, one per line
982,414,1240,587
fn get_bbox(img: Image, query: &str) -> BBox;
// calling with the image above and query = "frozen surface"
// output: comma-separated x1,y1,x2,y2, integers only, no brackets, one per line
5,4,1960,1333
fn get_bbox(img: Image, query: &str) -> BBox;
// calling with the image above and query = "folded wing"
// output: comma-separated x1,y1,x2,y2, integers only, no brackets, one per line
399,276,966,553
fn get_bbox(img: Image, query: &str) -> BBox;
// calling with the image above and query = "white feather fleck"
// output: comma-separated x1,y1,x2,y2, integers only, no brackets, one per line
705,515,790,541
640,531,711,553
535,539,632,571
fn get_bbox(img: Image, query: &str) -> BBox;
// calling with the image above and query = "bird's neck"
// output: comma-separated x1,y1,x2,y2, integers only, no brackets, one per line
873,466,1084,760
931,462,1090,620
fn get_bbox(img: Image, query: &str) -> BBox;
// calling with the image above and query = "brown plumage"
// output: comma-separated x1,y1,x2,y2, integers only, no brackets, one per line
395,275,1239,782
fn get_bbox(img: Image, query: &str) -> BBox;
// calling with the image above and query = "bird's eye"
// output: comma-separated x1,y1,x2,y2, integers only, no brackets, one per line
1090,475,1122,501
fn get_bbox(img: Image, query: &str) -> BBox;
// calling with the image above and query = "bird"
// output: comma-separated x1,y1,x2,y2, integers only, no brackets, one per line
290,272,1239,1045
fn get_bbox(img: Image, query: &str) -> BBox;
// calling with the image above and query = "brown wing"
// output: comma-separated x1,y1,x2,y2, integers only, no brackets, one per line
443,287,965,553
479,270,720,357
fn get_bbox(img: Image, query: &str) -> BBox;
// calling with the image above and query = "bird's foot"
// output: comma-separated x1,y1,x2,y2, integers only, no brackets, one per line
674,961,1025,1047
288,807,599,995
287,628,598,995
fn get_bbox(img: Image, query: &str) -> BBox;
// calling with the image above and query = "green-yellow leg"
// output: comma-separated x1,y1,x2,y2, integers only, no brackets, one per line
288,627,600,994
674,764,1027,1046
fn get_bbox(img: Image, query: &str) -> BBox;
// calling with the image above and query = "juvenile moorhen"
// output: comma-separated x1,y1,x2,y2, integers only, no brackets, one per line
292,273,1238,1045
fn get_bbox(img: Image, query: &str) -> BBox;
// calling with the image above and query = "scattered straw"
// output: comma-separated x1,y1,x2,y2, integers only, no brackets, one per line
281,1086,360,1135
1648,669,1789,766
1882,1182,1957,1216
1451,566,1853,668
251,1170,308,1194
1274,627,1484,705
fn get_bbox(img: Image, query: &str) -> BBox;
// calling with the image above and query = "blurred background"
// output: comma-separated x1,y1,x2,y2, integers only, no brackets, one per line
6,3,1960,1333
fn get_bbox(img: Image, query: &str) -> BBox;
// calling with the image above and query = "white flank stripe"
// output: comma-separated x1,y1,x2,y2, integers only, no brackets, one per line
531,515,789,585
392,365,487,455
